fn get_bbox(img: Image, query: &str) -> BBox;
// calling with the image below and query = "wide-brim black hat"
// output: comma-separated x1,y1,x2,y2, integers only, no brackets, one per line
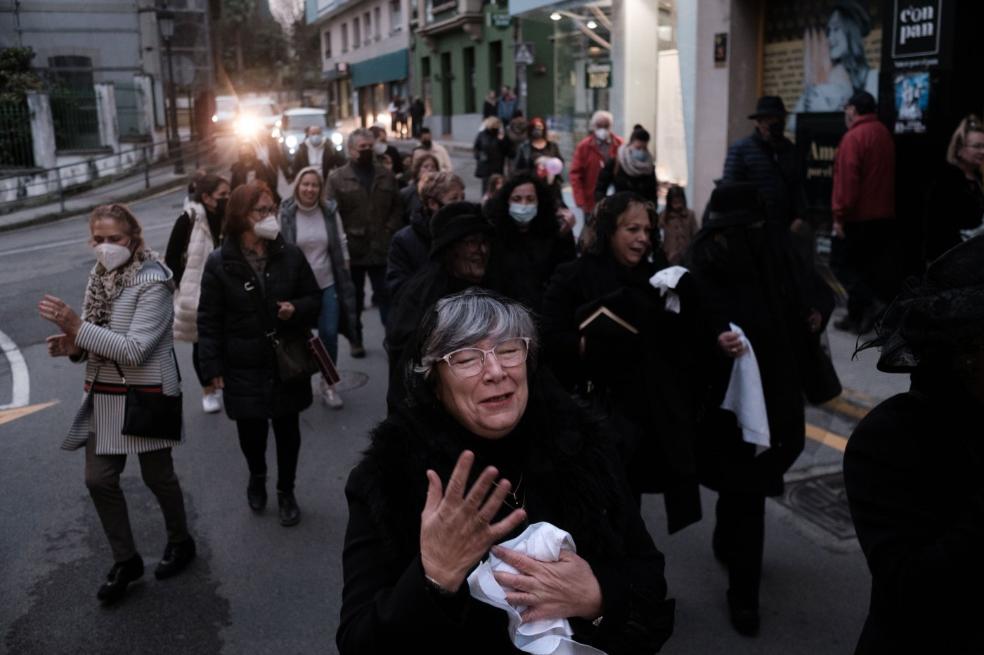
429,201,494,258
748,95,788,120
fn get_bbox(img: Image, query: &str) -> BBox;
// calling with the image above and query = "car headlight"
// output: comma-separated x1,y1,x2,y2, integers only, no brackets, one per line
286,135,299,149
211,115,218,123
234,114,260,138
272,127,282,140
331,132,343,146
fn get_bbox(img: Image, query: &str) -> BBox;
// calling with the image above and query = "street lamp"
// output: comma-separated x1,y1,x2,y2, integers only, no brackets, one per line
158,5,184,174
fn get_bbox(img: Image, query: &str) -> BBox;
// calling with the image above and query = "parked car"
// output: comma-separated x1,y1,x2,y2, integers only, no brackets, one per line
273,107,344,162
211,95,239,132
234,96,281,141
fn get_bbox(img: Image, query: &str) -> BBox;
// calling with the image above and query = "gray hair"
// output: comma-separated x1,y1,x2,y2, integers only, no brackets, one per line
413,289,539,377
347,127,374,151
590,110,614,129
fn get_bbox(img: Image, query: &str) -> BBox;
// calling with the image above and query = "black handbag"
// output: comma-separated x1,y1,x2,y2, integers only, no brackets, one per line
244,278,319,382
114,360,182,441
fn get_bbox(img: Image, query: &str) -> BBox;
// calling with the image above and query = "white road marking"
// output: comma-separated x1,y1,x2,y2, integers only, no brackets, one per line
0,328,29,410
0,222,172,258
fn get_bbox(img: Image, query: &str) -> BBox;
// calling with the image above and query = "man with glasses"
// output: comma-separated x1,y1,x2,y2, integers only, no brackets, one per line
384,202,495,412
831,90,898,334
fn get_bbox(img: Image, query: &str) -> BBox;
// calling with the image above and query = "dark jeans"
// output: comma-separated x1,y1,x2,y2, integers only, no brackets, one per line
842,219,902,322
235,414,301,493
714,490,766,607
350,265,389,342
84,439,189,562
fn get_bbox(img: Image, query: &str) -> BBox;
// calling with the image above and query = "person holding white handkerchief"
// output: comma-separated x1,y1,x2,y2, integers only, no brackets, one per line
337,290,674,655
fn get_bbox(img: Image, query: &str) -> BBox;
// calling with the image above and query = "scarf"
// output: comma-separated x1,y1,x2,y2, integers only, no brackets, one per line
82,248,161,327
616,143,654,178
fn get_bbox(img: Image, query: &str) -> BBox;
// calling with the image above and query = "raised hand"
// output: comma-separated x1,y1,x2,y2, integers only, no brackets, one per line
419,450,527,592
491,546,603,623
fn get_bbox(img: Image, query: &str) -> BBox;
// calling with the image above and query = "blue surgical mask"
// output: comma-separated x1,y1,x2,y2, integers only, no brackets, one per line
509,203,538,224
631,148,649,162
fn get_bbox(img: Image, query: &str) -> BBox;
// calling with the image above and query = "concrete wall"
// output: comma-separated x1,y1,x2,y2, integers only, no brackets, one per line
318,0,411,71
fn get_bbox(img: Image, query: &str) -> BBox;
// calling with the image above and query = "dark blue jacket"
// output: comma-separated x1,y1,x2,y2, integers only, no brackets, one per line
722,131,804,225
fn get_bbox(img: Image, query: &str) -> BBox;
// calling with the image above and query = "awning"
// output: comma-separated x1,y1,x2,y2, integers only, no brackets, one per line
351,50,409,88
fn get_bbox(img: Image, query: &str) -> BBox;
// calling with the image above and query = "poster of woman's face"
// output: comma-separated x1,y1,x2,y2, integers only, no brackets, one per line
762,1,881,131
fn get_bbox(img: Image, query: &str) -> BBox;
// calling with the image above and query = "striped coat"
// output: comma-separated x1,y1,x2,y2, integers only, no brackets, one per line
64,260,183,455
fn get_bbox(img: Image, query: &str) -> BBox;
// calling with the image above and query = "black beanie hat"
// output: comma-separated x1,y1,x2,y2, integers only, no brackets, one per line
429,201,494,258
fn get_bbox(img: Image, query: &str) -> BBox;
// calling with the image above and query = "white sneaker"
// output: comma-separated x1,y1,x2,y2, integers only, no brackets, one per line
202,389,222,414
321,385,343,409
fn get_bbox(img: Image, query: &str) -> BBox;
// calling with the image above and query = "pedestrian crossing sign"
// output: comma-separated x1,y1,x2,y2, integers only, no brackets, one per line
514,42,535,65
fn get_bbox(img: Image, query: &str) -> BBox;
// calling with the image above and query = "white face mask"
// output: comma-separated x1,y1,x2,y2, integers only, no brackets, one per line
595,128,610,142
94,243,133,271
253,215,281,240
373,142,387,155
509,203,538,224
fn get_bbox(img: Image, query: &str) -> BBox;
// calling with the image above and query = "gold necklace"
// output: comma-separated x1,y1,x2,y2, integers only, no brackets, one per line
493,474,525,511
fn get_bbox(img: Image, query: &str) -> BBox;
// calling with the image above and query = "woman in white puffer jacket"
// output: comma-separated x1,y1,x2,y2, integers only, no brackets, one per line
164,172,230,413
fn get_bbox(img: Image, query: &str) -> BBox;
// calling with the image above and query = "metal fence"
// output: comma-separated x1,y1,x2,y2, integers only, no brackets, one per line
50,90,102,151
0,101,35,169
115,83,146,139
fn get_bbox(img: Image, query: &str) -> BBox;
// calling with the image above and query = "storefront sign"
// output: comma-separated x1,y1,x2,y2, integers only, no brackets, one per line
796,112,847,222
586,61,612,89
892,0,942,59
491,12,512,28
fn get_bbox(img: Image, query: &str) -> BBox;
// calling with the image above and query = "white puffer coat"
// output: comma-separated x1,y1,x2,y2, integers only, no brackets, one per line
172,200,216,342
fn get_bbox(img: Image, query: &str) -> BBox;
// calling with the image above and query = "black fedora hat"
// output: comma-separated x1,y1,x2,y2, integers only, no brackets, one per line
748,96,788,120
429,201,494,258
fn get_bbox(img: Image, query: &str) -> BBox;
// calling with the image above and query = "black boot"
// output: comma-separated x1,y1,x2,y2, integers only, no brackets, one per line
97,554,144,604
154,537,197,580
247,474,267,511
727,589,760,637
278,491,300,527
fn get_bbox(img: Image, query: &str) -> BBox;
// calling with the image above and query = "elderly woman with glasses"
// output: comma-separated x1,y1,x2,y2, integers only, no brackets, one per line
338,289,675,655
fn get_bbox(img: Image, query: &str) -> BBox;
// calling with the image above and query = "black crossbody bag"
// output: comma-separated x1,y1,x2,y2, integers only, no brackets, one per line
114,353,183,441
243,279,320,382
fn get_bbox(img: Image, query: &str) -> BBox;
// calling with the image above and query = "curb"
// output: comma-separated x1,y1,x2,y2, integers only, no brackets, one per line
0,177,189,234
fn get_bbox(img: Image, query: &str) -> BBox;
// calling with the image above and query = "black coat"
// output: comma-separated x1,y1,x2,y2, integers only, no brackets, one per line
385,205,430,301
484,205,576,315
337,373,675,655
197,236,321,419
722,132,805,226
473,129,509,178
924,163,984,262
230,159,280,202
540,253,703,533
290,145,345,182
844,369,984,654
687,213,820,496
594,159,658,205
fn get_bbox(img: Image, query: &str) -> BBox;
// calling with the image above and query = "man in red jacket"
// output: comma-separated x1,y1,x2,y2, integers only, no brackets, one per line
831,91,897,334
570,110,623,220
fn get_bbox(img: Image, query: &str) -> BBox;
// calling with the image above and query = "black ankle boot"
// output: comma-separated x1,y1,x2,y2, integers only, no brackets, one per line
154,537,197,580
247,475,267,511
727,589,760,637
97,554,144,604
278,491,300,527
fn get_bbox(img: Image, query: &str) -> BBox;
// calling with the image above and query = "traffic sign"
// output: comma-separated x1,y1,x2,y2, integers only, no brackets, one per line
514,42,535,65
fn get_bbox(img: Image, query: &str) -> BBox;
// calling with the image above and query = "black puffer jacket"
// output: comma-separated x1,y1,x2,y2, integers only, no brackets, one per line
385,206,431,300
197,236,321,419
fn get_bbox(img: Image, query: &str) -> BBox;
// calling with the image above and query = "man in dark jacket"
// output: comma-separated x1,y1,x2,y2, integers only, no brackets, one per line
230,142,279,203
409,97,426,139
385,172,465,300
722,96,805,227
831,91,898,334
290,126,344,183
384,202,493,412
326,128,404,357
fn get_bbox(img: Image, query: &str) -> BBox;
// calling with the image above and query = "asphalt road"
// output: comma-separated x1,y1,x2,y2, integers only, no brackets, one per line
0,147,894,654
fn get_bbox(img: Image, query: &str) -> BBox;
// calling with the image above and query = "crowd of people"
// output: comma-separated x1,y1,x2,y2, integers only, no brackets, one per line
36,93,984,655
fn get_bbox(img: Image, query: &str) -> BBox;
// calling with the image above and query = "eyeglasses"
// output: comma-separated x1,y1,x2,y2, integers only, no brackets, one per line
252,204,277,215
440,337,531,378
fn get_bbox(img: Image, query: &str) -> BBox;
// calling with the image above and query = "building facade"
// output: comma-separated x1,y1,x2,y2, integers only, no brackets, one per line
309,0,412,130
410,0,553,141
